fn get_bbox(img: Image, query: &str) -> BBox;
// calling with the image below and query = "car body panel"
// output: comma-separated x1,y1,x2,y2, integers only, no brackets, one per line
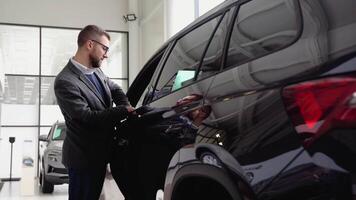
125,0,356,199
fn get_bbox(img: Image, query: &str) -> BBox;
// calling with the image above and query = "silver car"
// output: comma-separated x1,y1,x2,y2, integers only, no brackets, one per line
38,121,68,193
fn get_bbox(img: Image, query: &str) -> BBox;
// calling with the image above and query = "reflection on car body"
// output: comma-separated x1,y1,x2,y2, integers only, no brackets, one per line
124,0,356,199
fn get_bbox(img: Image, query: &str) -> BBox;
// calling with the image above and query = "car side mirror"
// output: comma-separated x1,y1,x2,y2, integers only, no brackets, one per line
39,135,48,142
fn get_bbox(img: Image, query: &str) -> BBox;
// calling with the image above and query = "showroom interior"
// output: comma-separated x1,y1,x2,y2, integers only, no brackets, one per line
0,0,224,199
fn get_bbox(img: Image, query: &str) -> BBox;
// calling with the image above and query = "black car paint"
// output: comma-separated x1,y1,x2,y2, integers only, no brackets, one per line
125,0,356,199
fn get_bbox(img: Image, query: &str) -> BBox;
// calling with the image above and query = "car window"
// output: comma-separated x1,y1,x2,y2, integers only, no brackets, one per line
198,8,235,80
225,0,300,69
153,14,223,100
52,125,66,140
136,49,167,105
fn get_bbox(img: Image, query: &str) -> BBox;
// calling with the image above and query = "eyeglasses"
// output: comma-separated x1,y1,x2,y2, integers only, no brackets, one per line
91,40,109,53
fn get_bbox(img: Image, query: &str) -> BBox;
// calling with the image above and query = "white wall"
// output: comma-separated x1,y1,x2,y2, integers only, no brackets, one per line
128,0,140,85
126,0,165,81
166,0,195,38
139,0,165,65
0,0,129,31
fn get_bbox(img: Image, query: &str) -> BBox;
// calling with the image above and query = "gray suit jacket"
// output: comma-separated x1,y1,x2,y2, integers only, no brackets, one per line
54,61,130,169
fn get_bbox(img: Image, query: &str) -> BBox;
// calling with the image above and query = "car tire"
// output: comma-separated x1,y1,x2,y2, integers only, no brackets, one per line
40,170,54,193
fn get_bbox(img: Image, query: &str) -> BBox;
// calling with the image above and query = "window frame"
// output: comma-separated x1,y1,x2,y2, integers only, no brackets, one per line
127,44,171,106
150,7,234,101
0,23,129,177
195,7,237,81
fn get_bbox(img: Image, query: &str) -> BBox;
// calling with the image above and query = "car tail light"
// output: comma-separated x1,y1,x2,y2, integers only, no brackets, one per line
282,75,356,147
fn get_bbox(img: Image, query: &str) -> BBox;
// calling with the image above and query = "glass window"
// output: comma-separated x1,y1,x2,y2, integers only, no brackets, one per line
111,79,128,93
138,85,154,106
40,29,128,126
101,32,128,79
135,49,167,106
0,25,40,75
40,104,64,126
41,28,79,76
52,125,66,140
40,77,56,105
199,9,234,79
41,29,127,78
225,0,299,68
0,24,129,181
40,77,64,126
1,75,39,126
154,15,222,99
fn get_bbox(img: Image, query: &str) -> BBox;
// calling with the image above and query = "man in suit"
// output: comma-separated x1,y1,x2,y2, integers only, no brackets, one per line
54,25,134,200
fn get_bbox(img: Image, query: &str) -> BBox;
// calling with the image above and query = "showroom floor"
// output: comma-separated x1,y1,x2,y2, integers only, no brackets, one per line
0,180,68,200
0,178,124,200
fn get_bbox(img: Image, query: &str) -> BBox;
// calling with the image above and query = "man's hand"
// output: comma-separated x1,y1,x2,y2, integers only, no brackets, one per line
126,106,136,115
126,106,135,114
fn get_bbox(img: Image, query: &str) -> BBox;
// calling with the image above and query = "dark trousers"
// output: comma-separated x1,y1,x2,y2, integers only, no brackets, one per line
68,166,107,200
110,137,177,200
110,144,134,200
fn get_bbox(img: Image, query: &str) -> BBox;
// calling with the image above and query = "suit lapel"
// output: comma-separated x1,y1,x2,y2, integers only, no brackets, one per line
67,62,108,107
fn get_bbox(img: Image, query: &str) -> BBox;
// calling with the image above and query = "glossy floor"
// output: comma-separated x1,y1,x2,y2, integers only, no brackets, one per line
0,178,124,200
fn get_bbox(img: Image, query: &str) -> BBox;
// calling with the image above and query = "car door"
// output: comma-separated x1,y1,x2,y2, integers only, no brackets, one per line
125,7,236,200
201,0,335,198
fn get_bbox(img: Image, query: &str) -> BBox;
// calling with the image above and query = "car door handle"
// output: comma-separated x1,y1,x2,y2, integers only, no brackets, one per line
163,101,204,119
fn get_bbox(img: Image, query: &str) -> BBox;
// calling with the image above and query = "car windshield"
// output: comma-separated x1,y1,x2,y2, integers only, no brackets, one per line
52,125,66,140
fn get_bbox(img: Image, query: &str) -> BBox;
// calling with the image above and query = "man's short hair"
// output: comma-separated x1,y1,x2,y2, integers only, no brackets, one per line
77,25,110,47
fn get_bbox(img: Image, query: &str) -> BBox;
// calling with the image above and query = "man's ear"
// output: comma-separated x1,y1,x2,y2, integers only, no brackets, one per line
86,40,93,50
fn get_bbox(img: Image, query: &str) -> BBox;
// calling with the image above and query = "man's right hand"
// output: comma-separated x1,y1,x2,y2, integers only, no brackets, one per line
126,106,136,114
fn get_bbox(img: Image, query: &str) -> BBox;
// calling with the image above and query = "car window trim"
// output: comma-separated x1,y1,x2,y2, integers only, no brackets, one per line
151,7,237,102
139,49,168,105
195,6,240,81
220,3,241,70
127,44,170,106
148,42,176,103
194,12,226,80
47,127,53,140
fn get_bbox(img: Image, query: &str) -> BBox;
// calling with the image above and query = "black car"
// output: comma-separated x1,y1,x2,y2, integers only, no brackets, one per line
38,121,68,193
123,0,356,199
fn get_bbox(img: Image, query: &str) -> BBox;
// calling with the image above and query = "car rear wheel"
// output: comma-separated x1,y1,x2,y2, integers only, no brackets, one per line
40,169,54,193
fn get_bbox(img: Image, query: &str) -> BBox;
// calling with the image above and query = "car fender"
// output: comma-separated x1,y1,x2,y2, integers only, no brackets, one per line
163,143,256,200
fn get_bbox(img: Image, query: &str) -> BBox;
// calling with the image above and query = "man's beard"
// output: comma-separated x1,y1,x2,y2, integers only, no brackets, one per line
89,54,102,68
